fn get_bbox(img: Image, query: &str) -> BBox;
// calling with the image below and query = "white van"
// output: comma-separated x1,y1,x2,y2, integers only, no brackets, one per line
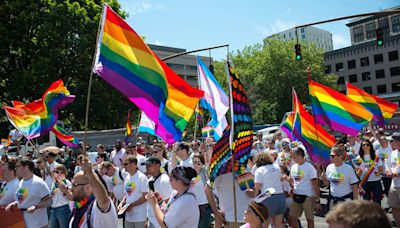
258,126,280,141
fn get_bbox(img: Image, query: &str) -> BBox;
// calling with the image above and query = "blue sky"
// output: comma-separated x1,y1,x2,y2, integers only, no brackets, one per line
118,0,399,60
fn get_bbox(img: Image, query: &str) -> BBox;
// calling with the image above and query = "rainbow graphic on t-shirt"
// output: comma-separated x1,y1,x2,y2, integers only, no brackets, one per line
125,182,136,196
111,176,118,186
16,187,28,203
328,171,345,185
292,169,305,181
190,176,201,188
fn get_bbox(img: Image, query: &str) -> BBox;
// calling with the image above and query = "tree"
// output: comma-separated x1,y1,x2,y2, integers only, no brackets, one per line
0,0,139,137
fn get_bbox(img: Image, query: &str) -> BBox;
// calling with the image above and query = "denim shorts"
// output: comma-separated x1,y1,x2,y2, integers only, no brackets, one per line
260,193,286,217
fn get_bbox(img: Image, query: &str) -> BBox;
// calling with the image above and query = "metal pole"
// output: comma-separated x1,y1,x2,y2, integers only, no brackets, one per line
161,44,229,61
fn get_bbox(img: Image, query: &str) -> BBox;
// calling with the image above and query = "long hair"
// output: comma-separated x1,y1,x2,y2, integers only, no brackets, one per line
359,139,376,160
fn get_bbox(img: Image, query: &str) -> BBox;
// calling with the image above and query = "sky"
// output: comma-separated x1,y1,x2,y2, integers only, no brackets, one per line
118,0,399,60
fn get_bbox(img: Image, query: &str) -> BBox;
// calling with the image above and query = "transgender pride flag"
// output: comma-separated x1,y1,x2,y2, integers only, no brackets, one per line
138,111,156,136
198,57,229,140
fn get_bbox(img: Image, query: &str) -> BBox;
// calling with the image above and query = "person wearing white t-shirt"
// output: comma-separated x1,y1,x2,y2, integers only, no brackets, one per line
353,139,383,205
0,160,20,206
376,136,393,197
347,135,361,156
248,153,285,228
110,140,127,168
148,166,199,228
321,147,358,209
63,156,118,228
126,143,147,174
8,127,24,153
100,161,129,202
289,147,320,228
387,133,400,227
205,173,251,227
142,157,173,228
117,156,148,228
170,143,194,169
45,151,60,189
49,164,72,228
5,158,52,228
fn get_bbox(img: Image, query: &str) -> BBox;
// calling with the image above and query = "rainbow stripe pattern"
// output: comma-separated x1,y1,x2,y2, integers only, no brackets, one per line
3,80,78,147
209,126,232,184
309,79,373,136
195,105,203,122
125,110,132,137
0,139,12,149
52,124,79,148
280,112,296,141
94,5,203,143
292,89,336,165
201,126,214,137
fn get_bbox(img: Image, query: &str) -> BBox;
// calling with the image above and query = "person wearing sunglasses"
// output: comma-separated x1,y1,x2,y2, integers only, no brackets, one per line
49,164,72,228
0,160,19,206
353,139,383,205
126,143,147,174
151,144,170,175
100,161,128,203
321,147,359,209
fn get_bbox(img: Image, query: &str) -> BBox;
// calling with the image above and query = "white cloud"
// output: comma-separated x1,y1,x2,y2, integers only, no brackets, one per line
154,40,163,45
332,33,351,49
252,19,296,37
123,0,153,16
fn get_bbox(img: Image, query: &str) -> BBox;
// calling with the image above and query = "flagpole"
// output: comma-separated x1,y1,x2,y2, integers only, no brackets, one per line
83,3,106,155
226,45,238,225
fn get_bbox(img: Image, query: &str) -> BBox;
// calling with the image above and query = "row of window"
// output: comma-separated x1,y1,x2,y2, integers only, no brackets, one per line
352,15,400,43
337,67,400,84
339,83,400,94
166,63,197,71
327,50,399,73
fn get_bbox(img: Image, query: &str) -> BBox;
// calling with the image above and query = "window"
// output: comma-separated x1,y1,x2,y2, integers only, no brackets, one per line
389,50,399,61
390,67,400,77
349,74,358,83
366,22,376,39
335,62,344,72
363,86,372,94
360,57,369,67
347,60,356,69
392,82,400,92
353,26,364,43
301,28,305,33
377,84,387,94
376,69,385,79
187,65,197,71
391,15,400,33
378,17,390,36
325,65,331,74
167,63,184,70
301,34,306,39
374,54,383,64
362,72,371,81
337,76,345,85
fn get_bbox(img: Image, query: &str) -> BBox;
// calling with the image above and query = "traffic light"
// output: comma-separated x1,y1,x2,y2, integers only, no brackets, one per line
295,44,302,60
376,28,383,46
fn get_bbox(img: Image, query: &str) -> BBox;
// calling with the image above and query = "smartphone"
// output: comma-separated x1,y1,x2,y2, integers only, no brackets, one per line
149,180,155,192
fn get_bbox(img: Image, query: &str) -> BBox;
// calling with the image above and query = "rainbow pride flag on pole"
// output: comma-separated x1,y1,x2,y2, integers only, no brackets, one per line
280,112,296,141
292,89,336,165
309,79,373,136
94,5,203,144
347,82,398,125
125,110,132,144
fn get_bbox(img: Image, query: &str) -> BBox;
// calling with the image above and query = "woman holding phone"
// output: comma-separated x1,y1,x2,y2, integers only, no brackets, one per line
49,164,72,228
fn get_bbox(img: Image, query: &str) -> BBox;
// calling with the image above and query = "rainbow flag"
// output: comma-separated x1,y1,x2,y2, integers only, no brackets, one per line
0,139,12,149
209,126,232,184
292,89,336,165
201,126,214,137
3,80,76,142
376,96,398,119
280,112,296,141
309,79,373,136
51,124,79,148
195,105,203,122
125,110,132,144
94,5,203,144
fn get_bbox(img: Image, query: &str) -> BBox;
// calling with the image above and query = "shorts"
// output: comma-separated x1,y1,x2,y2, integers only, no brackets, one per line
261,193,286,217
388,187,400,209
289,196,315,220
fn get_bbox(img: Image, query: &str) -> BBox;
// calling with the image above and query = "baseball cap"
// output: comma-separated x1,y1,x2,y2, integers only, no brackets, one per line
392,132,400,141
141,156,161,166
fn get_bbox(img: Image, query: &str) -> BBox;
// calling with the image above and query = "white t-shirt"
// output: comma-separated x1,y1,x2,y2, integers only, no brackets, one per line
255,164,283,194
136,153,147,174
179,157,194,168
325,163,358,197
0,178,19,206
15,175,51,228
69,198,118,228
9,129,23,141
110,167,129,201
190,176,208,205
50,179,72,208
349,142,361,156
355,155,383,182
124,171,148,222
45,161,60,188
164,190,199,228
290,162,317,196
147,174,173,228
276,152,293,168
212,173,251,223
111,148,127,168
377,145,392,173
390,149,400,188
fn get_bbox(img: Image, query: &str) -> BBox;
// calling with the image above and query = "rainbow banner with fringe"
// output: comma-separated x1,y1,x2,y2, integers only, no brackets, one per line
292,89,336,165
3,80,78,147
309,79,373,136
94,5,203,144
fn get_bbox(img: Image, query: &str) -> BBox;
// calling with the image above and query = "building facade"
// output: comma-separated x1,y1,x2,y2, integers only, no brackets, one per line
266,26,333,52
149,44,212,87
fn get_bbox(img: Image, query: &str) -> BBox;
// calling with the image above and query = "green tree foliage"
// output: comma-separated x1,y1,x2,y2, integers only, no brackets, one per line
0,0,139,137
213,39,337,125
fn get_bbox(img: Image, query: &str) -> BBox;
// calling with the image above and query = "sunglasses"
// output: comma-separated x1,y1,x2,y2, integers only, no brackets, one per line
123,163,130,166
362,144,370,147
53,171,64,174
330,154,338,158
72,182,88,187
193,162,202,165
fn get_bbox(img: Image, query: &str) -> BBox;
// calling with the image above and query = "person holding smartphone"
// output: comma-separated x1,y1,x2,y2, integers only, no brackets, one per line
49,164,72,228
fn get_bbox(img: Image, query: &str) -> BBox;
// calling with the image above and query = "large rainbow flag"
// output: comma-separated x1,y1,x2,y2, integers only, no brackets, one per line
309,79,373,136
93,5,203,144
347,82,398,126
292,89,336,165
3,80,79,147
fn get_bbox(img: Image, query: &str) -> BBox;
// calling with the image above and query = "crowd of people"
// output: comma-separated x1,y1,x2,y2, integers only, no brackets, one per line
0,128,399,228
